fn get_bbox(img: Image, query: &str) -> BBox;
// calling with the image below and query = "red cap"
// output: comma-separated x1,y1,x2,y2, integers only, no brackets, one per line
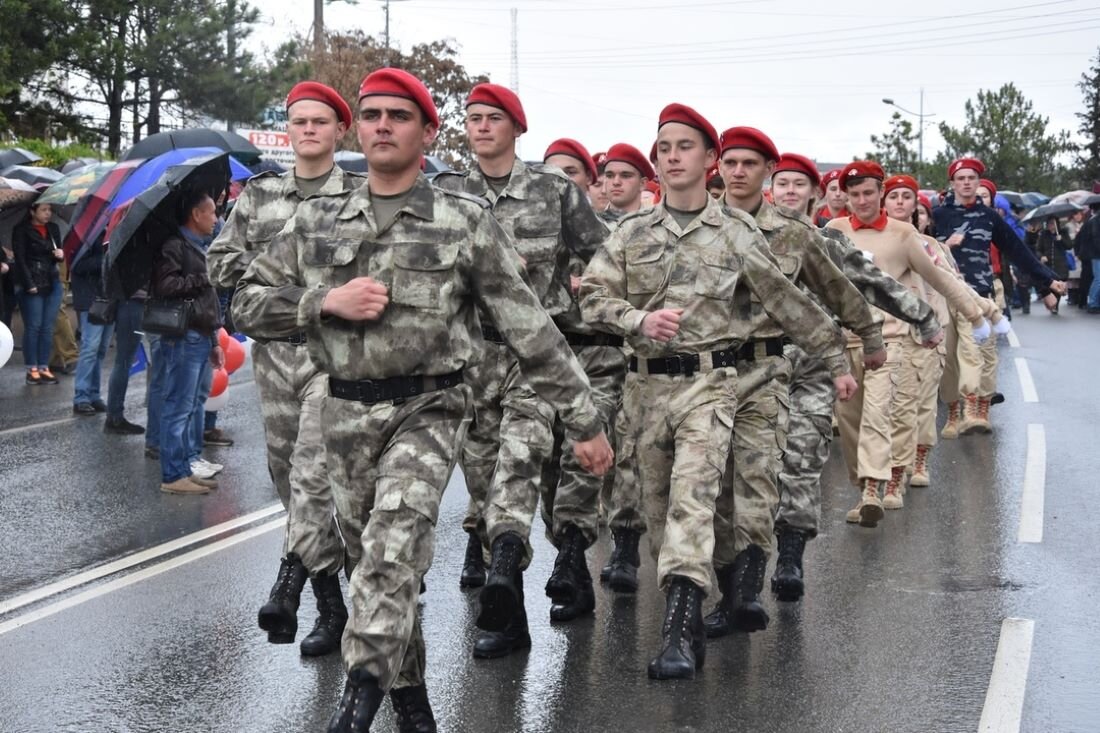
883,174,919,198
773,153,820,188
820,167,843,192
719,126,779,162
358,68,439,128
918,193,933,212
979,178,998,199
644,179,662,203
604,143,655,180
840,160,885,191
948,157,985,179
657,103,720,153
467,83,527,133
706,164,721,185
286,81,352,129
592,151,608,173
543,138,598,185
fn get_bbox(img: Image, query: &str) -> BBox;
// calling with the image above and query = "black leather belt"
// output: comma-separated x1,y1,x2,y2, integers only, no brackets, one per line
736,337,786,362
562,331,625,348
271,332,308,345
629,347,739,377
480,324,506,344
329,370,464,405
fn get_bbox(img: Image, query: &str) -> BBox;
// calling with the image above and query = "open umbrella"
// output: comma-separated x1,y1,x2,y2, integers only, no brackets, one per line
1020,201,1085,223
0,147,43,168
108,147,252,212
122,128,262,164
36,162,115,206
1084,193,1100,207
60,157,104,174
1049,190,1093,207
0,164,64,187
61,159,145,266
107,152,234,297
997,190,1026,211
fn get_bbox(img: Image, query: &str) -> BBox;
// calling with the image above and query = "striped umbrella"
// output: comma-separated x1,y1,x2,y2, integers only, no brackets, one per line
62,159,145,267
36,162,115,206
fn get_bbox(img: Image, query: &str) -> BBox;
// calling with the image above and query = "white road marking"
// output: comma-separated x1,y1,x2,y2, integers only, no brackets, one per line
1018,425,1046,544
978,617,1036,733
0,416,77,437
0,516,284,637
0,503,284,617
1014,358,1038,403
1006,330,1020,348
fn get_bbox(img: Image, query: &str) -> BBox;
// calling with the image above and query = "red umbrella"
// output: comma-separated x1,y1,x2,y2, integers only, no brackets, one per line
63,158,145,267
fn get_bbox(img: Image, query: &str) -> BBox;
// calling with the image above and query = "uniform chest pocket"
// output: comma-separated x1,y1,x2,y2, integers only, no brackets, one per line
695,250,740,300
391,243,459,311
246,220,287,248
512,226,558,264
625,244,667,295
303,237,361,267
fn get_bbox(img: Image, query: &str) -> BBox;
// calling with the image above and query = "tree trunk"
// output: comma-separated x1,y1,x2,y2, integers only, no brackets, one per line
105,15,127,157
147,76,161,134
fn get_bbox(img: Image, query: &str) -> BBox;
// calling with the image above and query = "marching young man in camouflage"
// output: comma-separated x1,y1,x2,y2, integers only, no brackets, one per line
231,68,613,733
435,84,618,654
580,104,847,680
208,81,364,657
761,155,941,603
702,130,870,637
543,138,599,194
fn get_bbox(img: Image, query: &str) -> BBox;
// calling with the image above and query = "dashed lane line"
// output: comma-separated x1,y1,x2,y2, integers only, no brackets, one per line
1014,358,1038,403
1017,424,1046,544
0,416,77,437
1006,329,1021,348
0,503,284,617
978,618,1036,733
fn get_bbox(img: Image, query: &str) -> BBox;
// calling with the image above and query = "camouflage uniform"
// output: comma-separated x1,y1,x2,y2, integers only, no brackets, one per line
579,197,847,595
713,200,878,569
435,159,613,557
208,166,363,575
776,227,939,535
231,174,601,691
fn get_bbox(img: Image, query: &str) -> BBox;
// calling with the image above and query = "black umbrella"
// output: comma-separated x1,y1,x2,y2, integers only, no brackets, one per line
60,157,103,174
122,128,262,164
1020,201,1085,224
0,147,43,168
106,151,233,297
0,164,65,187
1084,193,1100,207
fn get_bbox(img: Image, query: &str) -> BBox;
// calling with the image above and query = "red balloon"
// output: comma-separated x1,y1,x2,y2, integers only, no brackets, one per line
210,367,229,397
217,328,231,351
224,337,246,373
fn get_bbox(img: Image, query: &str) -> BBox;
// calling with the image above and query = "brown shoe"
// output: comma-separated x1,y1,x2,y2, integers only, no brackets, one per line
38,367,59,384
910,445,931,487
882,467,905,510
161,477,211,495
941,401,961,439
976,397,993,433
189,475,218,489
857,479,885,527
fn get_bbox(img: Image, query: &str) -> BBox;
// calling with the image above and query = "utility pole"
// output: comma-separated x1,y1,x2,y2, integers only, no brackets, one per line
510,7,519,156
314,0,324,53
227,0,237,132
883,87,935,182
379,0,409,65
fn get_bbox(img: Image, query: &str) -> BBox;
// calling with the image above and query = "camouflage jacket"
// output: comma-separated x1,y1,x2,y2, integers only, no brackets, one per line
579,196,848,378
231,173,602,440
731,199,883,354
207,165,365,290
434,157,608,331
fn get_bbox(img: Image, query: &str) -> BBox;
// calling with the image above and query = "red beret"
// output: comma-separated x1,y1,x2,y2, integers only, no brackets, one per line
644,179,662,203
658,103,720,153
774,153,820,188
948,157,985,179
719,126,779,162
286,81,352,129
605,142,655,180
883,174,919,198
979,178,998,199
543,138,598,185
592,151,608,173
840,160,885,191
358,68,439,128
467,83,527,133
820,167,843,192
918,193,933,212
706,164,721,185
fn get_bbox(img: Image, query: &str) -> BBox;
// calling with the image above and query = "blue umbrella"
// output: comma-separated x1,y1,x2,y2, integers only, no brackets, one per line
107,146,252,211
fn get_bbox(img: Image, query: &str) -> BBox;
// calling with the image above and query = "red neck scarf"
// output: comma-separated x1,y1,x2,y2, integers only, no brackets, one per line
850,209,889,231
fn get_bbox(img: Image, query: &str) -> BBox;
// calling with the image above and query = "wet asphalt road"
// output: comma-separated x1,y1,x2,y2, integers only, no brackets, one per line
1,307,1098,733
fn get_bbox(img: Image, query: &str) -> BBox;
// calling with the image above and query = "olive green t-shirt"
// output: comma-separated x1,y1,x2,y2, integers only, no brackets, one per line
370,186,415,232
665,203,707,231
294,167,334,199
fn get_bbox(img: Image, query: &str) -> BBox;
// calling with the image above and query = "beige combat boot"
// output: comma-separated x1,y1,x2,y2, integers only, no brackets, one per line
883,467,905,510
941,401,961,440
959,394,984,435
975,397,993,433
910,445,931,487
846,479,885,527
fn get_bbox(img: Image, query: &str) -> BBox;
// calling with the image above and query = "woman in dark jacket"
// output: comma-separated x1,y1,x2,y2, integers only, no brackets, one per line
149,190,224,495
1034,218,1071,313
12,203,64,384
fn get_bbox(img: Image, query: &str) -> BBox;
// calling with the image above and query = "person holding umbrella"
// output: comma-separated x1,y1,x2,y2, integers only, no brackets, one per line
11,202,64,385
1034,216,1072,314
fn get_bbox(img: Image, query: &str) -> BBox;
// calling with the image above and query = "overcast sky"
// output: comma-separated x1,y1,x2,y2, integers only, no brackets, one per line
253,0,1099,171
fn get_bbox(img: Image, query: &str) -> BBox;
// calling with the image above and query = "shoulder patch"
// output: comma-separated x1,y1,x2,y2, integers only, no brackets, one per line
435,186,490,209
724,206,761,231
247,170,287,185
526,161,571,183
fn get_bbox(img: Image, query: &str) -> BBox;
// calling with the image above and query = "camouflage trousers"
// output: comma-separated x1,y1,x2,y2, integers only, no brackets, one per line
459,341,512,538
940,309,981,403
252,341,345,576
713,354,791,569
836,341,902,486
622,367,738,596
540,345,626,547
603,396,647,534
775,346,836,538
324,383,472,691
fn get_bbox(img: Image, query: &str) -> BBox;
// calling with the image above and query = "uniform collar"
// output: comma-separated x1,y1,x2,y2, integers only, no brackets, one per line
752,198,782,232
282,163,351,199
652,195,725,236
339,173,436,226
850,209,889,231
466,157,530,202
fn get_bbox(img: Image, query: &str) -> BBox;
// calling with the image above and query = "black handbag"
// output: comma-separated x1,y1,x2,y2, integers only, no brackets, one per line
88,297,118,325
142,299,192,336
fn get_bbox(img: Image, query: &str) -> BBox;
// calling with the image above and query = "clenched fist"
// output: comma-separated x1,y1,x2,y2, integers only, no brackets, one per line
641,308,684,342
321,277,390,321
573,431,614,476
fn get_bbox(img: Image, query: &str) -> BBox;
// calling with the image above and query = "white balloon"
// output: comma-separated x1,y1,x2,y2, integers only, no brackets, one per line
0,321,13,368
204,389,229,412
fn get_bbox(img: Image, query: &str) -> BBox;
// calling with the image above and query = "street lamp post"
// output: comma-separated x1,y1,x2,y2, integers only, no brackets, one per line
882,88,935,178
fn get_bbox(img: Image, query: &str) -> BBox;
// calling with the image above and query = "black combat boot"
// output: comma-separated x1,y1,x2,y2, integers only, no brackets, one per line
328,668,386,733
602,528,641,593
473,579,531,659
257,553,308,643
460,530,486,588
647,575,706,680
300,573,348,657
702,564,735,638
730,544,769,632
476,532,525,631
770,529,807,603
545,524,595,623
390,683,436,733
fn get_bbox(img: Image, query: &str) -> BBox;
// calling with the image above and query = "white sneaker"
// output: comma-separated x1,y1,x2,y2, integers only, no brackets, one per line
197,457,224,474
190,460,218,480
